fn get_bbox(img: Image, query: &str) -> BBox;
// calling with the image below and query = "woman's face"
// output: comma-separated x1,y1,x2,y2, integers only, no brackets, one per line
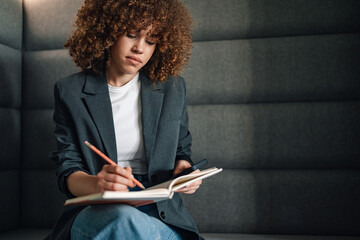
109,26,157,79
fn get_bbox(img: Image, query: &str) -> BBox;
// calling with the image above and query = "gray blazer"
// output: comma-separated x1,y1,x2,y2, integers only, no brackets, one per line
47,70,201,239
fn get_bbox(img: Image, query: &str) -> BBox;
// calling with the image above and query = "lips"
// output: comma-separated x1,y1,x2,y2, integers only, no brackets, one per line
126,56,142,63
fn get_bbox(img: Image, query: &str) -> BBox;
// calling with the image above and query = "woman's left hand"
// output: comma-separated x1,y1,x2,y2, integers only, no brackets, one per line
173,160,202,194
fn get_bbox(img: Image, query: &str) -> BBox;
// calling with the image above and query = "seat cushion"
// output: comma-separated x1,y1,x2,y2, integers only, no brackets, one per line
201,233,360,240
0,229,359,240
0,228,50,240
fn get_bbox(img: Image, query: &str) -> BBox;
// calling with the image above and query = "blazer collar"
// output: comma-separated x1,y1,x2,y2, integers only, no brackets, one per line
82,70,165,166
140,72,164,165
83,70,108,95
83,70,164,94
82,70,117,163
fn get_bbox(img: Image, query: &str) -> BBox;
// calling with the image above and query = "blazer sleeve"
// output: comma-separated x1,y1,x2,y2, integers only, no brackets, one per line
51,82,89,198
174,79,194,166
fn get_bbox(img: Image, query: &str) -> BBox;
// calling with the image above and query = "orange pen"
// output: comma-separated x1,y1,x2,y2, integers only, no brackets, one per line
84,141,145,190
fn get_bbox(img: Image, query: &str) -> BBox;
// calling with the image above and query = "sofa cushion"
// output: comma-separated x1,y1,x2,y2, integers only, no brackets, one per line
0,44,22,109
23,50,77,110
0,229,50,240
201,233,360,240
183,0,360,41
188,103,360,169
0,0,22,49
23,0,83,51
0,171,20,232
0,229,359,240
20,170,65,228
183,169,360,235
183,35,360,105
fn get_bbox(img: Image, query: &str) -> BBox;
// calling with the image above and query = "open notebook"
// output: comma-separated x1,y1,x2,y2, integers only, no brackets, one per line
65,167,222,207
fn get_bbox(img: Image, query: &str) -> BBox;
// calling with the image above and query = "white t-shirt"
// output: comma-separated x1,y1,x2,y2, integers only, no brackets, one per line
108,73,147,174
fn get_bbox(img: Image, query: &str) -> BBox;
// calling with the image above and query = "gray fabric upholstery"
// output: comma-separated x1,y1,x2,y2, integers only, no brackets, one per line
183,170,360,234
187,103,360,168
23,50,77,109
0,170,19,232
0,0,22,233
183,35,360,104
23,0,83,51
183,0,360,41
0,229,50,240
22,110,56,169
0,0,22,49
0,108,21,169
22,0,360,50
20,170,65,227
201,234,360,240
1,0,360,239
0,44,22,108
0,230,359,240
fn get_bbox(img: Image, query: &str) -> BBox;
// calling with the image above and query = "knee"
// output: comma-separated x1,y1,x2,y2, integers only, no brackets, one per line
104,204,141,225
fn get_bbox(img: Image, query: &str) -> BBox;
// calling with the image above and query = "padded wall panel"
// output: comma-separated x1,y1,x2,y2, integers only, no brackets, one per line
23,50,78,109
184,0,360,42
0,229,50,240
0,0,22,50
21,170,66,228
183,169,360,235
203,234,360,240
22,110,56,169
22,0,360,49
184,34,360,105
23,0,83,51
188,102,360,169
0,171,19,232
0,44,21,109
0,108,21,169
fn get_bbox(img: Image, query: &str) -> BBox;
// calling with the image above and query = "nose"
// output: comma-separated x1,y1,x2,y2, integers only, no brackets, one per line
132,40,144,54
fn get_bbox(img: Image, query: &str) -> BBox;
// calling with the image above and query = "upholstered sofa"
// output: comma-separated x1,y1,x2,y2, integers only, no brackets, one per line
1,0,360,239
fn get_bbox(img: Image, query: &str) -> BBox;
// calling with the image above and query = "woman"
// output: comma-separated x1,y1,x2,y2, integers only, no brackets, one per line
47,0,203,239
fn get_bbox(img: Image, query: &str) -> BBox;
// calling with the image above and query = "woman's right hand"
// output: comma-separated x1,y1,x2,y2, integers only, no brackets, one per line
96,165,136,192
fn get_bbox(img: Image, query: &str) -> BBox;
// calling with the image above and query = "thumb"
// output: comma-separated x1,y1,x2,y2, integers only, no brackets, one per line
125,166,133,177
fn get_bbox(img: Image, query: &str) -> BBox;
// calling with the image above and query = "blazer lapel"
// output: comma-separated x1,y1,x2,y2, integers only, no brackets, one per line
82,71,117,163
140,72,164,164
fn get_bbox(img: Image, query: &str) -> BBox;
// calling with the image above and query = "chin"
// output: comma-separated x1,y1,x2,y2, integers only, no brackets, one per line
118,68,139,76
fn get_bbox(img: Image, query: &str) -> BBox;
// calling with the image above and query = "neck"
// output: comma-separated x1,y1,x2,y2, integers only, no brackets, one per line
106,68,138,87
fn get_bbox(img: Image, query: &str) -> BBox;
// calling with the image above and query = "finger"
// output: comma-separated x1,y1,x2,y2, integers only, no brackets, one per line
98,166,136,188
97,178,129,192
103,173,135,187
175,184,200,193
183,189,197,194
100,180,130,192
186,185,200,191
176,187,197,194
173,160,191,176
104,165,135,179
125,166,133,174
180,180,202,189
189,179,202,187
173,165,184,176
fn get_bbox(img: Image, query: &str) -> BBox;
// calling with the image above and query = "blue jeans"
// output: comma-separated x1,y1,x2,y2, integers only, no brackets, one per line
70,175,182,240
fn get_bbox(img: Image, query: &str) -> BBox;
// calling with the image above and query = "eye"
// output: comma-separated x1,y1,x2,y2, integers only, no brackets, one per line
127,33,136,39
146,40,155,45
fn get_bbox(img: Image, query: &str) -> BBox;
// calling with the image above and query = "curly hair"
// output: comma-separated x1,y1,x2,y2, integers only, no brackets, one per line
64,0,192,82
